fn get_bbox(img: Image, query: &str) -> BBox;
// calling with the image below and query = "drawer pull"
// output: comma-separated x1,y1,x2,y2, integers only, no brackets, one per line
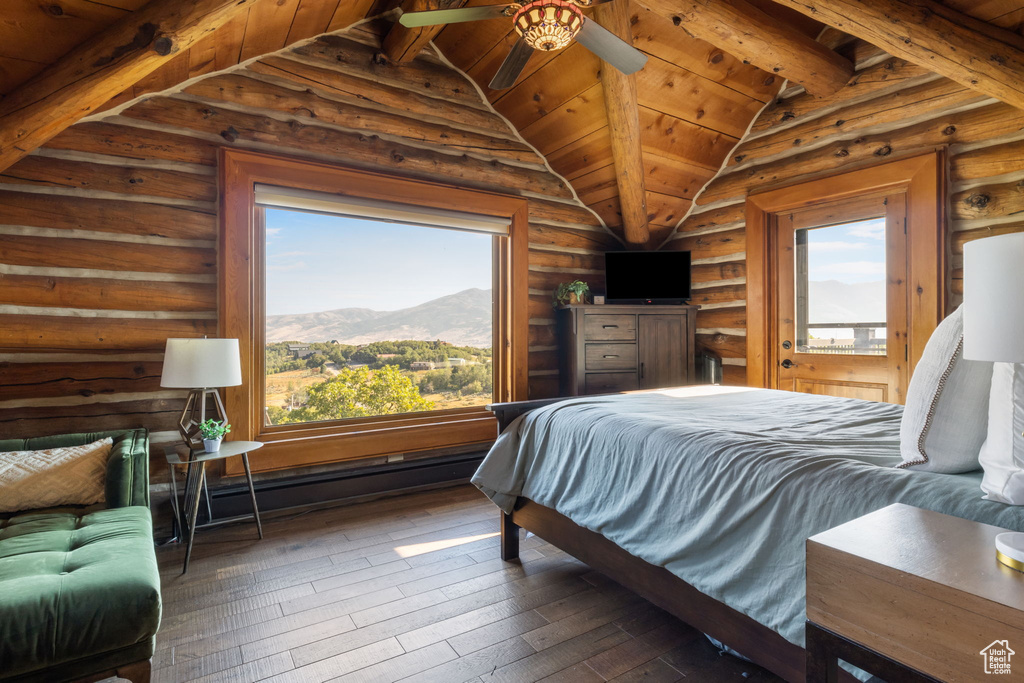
603,354,619,359
602,325,618,329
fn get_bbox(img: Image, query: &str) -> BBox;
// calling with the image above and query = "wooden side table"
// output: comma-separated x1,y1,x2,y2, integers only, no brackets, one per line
806,503,1024,682
165,440,265,574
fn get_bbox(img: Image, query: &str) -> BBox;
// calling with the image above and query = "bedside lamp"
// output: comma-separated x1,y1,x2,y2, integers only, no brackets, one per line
160,338,242,451
963,232,1024,572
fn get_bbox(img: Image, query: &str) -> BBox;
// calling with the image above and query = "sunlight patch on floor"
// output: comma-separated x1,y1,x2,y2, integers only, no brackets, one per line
394,532,499,558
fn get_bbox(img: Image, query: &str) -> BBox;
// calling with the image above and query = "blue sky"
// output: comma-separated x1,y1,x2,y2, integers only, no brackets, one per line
264,210,888,317
265,209,493,316
805,217,886,283
803,217,888,339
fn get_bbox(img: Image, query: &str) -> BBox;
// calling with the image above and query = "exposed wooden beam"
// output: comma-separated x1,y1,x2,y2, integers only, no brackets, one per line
635,0,854,97
385,0,468,64
595,1,650,247
0,0,257,172
768,0,1024,112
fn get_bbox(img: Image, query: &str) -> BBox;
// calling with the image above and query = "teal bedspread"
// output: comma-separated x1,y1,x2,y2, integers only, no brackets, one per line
472,386,1024,649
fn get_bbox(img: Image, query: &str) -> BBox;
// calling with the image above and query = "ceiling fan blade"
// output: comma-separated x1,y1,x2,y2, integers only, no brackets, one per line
489,37,534,90
399,4,512,28
575,17,648,75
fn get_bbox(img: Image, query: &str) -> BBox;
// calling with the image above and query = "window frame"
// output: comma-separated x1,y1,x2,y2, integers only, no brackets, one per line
220,149,529,474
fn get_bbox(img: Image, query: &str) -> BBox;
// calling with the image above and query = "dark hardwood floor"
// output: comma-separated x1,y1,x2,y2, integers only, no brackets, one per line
150,485,782,682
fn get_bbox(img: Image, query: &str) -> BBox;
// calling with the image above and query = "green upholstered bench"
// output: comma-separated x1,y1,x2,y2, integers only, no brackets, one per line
0,430,161,683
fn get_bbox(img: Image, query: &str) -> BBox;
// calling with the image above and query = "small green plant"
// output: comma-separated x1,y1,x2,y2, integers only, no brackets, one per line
552,280,591,309
199,419,231,440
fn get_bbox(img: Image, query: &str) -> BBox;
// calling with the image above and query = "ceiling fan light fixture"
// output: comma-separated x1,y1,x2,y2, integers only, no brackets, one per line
513,0,584,52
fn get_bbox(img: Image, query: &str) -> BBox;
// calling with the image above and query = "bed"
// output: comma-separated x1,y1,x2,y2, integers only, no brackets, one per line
474,385,1024,682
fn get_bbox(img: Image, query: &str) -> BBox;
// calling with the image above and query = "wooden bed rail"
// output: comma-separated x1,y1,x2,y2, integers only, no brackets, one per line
487,396,858,683
487,396,573,433
500,498,816,682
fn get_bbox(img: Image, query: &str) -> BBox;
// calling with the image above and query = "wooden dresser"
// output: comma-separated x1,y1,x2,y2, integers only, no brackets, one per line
806,504,1024,682
557,304,698,396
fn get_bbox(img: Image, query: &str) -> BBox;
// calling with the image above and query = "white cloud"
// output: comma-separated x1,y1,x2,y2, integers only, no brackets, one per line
267,260,308,272
845,222,886,240
811,261,886,277
809,241,871,252
265,227,283,238
268,250,310,260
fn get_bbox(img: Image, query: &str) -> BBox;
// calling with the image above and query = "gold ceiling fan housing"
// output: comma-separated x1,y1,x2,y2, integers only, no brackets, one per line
397,0,646,89
512,1,585,52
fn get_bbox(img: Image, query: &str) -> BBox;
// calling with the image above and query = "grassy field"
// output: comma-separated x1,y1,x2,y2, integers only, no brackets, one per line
264,367,489,412
264,369,324,409
419,391,486,410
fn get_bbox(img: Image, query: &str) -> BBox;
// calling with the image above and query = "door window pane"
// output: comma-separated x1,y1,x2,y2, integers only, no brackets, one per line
795,217,887,356
263,208,495,426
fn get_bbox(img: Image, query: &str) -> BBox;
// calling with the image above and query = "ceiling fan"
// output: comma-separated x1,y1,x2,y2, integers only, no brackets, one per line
398,0,648,90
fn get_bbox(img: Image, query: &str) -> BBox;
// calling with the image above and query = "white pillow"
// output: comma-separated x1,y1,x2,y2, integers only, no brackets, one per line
898,305,993,473
979,363,1024,504
0,438,112,513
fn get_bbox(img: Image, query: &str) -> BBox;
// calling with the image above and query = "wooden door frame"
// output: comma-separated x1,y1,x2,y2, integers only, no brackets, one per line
745,152,946,389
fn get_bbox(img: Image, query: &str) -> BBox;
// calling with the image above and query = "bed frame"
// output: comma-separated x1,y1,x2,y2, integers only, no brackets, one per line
489,397,854,683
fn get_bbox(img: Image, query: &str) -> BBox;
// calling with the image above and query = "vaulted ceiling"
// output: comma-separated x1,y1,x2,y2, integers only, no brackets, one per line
432,0,823,246
1,0,1023,246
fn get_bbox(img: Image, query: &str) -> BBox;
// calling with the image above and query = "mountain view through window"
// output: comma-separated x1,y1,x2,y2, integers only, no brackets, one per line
263,208,494,426
796,217,887,356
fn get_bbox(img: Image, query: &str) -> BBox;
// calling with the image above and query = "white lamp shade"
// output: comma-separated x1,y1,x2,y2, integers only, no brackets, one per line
963,232,1024,363
160,338,243,388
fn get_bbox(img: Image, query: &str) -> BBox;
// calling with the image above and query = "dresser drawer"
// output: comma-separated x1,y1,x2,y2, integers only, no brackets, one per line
585,372,639,394
585,343,637,371
584,315,636,341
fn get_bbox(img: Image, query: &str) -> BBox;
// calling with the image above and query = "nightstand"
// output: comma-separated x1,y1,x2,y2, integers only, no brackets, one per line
805,504,1024,682
165,441,265,574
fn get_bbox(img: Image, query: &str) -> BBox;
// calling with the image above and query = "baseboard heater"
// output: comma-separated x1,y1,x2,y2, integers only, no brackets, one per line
206,452,486,520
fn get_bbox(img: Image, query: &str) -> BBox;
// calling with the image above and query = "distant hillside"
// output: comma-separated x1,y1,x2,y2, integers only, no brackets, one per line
809,280,886,324
266,288,493,347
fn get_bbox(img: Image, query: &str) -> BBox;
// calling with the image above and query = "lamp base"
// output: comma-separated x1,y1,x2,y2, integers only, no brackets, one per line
177,388,228,453
995,532,1024,573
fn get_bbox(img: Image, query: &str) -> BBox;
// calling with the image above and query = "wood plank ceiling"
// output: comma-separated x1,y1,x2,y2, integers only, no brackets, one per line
1,0,1022,245
0,0,380,102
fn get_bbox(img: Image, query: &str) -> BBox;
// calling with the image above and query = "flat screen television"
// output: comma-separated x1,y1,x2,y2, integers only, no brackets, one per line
604,251,691,304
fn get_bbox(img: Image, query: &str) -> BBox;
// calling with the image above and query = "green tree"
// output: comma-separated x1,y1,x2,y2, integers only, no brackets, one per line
350,348,378,365
265,406,287,425
417,363,492,398
264,341,306,374
291,365,433,422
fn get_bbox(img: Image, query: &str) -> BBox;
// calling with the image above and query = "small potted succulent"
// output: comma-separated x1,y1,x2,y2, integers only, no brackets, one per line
552,280,591,309
199,419,231,453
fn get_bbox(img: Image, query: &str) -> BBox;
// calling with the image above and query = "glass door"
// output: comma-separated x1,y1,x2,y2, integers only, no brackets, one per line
774,193,909,403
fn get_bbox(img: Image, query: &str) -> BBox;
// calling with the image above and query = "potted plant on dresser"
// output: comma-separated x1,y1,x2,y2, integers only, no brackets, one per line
553,280,591,308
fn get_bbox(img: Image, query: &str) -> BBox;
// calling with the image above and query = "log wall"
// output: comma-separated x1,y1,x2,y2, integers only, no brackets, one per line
0,25,617,458
662,48,1024,385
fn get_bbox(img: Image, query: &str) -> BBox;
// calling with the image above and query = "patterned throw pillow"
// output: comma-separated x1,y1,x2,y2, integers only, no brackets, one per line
0,438,112,513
